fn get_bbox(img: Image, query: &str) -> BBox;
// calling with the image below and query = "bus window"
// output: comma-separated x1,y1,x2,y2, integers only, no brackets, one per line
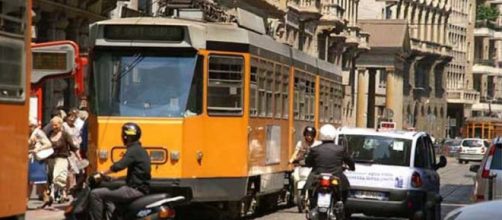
0,37,25,102
207,55,244,116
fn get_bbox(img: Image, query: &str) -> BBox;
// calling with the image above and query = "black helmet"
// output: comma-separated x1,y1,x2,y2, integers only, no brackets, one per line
303,126,316,138
122,122,141,145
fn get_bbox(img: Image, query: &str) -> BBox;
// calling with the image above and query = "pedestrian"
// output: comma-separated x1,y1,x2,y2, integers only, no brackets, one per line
43,108,66,135
47,116,81,204
28,117,52,208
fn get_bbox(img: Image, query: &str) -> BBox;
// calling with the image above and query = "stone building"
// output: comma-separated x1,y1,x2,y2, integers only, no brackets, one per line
471,0,502,119
356,0,453,138
32,0,118,122
445,0,479,138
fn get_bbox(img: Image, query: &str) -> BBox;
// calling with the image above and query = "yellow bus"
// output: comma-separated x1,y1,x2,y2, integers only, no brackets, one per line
0,0,31,218
87,17,343,217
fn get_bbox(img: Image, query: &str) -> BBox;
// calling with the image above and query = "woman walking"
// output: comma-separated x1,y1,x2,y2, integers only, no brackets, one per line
28,117,52,208
47,116,81,204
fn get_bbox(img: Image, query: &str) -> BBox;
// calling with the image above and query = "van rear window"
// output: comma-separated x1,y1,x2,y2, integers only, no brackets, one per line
342,135,412,166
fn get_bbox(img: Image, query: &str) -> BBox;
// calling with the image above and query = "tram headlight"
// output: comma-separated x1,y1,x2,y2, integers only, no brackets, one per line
98,149,108,160
170,151,180,162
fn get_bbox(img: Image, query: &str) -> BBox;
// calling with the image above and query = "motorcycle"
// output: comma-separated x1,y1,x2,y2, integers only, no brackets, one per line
307,173,345,220
64,173,185,220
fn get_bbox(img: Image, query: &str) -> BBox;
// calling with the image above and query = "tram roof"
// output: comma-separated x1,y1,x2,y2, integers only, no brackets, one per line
92,17,341,77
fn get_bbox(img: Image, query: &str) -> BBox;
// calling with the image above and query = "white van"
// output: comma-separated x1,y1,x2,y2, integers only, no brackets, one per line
335,127,447,220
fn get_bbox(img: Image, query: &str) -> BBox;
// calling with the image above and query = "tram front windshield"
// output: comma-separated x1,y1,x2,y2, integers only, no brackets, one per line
92,49,202,117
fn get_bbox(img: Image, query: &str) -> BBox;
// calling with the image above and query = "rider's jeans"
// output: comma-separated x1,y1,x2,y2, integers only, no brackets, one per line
89,185,144,220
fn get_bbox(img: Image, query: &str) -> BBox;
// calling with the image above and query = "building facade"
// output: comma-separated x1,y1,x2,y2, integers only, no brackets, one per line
356,0,453,138
472,0,502,119
445,0,479,138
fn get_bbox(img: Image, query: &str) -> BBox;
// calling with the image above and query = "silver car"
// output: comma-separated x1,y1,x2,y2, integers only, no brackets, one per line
470,137,502,201
444,200,502,220
457,138,489,164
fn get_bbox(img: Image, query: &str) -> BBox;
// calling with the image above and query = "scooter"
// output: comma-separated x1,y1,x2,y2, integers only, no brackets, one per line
307,173,345,220
294,166,312,213
64,173,185,220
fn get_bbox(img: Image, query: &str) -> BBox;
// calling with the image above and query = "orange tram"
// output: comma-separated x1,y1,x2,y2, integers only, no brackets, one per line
0,0,31,218
463,117,502,141
87,17,343,216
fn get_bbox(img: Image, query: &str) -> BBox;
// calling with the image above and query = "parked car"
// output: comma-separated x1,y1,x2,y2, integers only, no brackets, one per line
469,137,502,202
457,138,489,164
444,199,502,220
335,128,447,220
442,139,462,157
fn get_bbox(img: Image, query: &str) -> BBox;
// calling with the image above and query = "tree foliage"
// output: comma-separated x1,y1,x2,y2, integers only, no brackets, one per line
477,5,500,21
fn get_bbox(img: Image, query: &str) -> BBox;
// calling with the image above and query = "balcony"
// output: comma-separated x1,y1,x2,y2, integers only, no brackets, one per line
358,31,370,51
319,0,344,26
410,37,448,57
287,0,322,21
447,90,480,104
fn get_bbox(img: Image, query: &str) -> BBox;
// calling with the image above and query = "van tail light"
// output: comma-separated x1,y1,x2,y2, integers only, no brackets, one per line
411,172,423,188
320,176,331,187
481,145,496,179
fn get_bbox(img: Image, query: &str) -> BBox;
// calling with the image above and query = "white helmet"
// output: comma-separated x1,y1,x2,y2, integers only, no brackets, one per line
319,124,336,141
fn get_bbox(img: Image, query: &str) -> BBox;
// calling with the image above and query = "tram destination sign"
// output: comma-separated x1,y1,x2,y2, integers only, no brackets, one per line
104,25,185,42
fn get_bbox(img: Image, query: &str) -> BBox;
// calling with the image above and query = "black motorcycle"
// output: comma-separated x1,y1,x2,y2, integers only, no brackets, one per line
307,173,345,220
64,173,184,220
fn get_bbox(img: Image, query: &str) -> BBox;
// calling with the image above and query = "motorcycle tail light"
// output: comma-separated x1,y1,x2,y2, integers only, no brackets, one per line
320,177,331,187
158,206,175,219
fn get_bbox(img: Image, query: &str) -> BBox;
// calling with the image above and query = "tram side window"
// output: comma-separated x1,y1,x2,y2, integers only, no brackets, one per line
0,37,25,102
282,66,289,119
208,55,243,116
274,64,283,118
294,74,303,120
250,58,259,116
265,61,274,117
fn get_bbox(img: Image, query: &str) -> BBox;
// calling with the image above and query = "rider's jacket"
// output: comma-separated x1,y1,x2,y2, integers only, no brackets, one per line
305,141,355,191
110,141,151,194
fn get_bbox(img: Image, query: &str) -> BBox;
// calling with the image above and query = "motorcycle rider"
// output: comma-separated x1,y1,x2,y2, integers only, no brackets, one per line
88,122,151,220
289,126,321,164
289,126,321,208
305,124,355,207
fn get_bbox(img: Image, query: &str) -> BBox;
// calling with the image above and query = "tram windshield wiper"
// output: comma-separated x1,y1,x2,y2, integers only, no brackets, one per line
112,53,144,82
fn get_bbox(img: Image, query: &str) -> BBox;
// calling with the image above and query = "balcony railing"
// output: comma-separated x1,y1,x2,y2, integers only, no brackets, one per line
288,0,321,16
447,90,480,104
475,20,502,31
474,58,495,66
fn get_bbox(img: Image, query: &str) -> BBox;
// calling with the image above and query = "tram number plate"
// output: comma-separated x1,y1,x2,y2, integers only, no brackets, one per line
317,193,331,208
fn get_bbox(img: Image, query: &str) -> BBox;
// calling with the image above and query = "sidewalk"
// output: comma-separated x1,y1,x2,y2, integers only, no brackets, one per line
26,190,67,220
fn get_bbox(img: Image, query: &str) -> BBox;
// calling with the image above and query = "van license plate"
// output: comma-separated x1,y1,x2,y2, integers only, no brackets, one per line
353,191,386,200
317,193,331,208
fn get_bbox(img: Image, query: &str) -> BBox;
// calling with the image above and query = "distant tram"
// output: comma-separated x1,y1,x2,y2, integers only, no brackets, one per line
463,117,502,141
87,17,343,217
